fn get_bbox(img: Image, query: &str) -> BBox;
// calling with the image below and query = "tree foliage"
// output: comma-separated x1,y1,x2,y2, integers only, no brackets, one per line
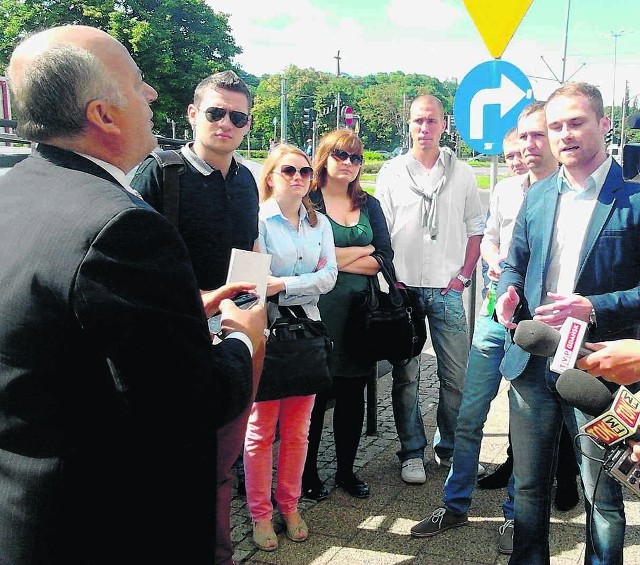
0,0,241,136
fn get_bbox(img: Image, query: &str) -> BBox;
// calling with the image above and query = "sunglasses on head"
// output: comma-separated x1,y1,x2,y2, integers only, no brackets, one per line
330,149,364,166
273,165,314,180
203,107,250,128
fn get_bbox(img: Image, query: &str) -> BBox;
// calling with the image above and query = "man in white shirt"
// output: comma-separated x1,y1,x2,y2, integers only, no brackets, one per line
410,102,560,552
376,94,484,485
496,82,640,564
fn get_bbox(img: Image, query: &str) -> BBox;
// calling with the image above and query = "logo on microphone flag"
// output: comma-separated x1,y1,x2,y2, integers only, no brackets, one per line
550,317,588,374
581,387,640,446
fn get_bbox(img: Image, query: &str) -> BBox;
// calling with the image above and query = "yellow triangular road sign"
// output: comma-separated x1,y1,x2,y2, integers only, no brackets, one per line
464,0,533,58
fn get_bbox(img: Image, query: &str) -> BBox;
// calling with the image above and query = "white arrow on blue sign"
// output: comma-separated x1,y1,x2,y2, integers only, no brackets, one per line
454,60,533,155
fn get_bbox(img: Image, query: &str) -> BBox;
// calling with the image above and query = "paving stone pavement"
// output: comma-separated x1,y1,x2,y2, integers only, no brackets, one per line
230,354,640,564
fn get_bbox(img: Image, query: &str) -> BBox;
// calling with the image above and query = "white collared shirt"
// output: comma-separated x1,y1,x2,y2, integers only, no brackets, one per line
543,157,612,303
376,150,485,288
483,173,530,257
76,152,143,199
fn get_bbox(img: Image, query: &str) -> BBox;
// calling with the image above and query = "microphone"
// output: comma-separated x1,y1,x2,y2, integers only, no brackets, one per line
514,318,590,373
556,368,640,498
556,369,640,446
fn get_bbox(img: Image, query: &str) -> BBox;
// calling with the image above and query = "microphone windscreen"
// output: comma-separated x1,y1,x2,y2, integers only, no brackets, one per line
556,369,613,416
513,320,560,356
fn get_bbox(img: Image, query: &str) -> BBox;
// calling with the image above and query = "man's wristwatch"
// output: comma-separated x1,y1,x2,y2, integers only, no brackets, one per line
456,274,472,288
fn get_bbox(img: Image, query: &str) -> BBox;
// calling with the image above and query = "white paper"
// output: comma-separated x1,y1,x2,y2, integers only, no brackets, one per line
226,248,272,307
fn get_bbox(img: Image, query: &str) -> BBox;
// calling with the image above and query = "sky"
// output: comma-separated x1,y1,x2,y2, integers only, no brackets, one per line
208,0,640,110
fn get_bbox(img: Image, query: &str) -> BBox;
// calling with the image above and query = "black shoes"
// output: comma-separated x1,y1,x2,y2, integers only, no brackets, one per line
336,474,370,498
477,458,513,490
301,481,329,501
554,476,580,511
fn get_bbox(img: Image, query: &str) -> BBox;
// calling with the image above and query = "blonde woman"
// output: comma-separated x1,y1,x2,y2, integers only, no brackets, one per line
244,144,337,551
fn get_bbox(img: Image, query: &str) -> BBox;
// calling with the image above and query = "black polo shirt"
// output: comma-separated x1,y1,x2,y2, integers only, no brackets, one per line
131,145,259,290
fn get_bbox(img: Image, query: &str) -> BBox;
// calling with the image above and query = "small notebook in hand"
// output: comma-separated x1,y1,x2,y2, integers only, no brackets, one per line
226,248,272,307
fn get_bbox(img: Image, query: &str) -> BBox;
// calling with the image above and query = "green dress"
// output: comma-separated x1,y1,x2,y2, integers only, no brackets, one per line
318,211,375,378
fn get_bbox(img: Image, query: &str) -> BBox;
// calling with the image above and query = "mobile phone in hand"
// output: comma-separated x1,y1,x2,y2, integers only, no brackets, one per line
207,293,259,335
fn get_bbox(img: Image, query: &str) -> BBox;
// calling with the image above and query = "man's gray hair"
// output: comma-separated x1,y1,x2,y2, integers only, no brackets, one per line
8,44,125,142
193,70,253,110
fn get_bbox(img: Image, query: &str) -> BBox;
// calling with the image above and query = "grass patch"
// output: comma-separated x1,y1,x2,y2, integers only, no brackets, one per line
476,174,507,189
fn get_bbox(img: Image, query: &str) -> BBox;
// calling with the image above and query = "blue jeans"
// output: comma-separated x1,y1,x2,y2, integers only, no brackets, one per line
391,288,468,462
443,315,514,519
509,356,625,565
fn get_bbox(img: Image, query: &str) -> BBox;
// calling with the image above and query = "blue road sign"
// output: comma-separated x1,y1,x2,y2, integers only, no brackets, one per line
454,60,533,155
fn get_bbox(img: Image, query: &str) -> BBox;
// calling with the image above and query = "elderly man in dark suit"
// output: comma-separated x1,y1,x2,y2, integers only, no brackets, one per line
496,82,640,564
0,25,265,564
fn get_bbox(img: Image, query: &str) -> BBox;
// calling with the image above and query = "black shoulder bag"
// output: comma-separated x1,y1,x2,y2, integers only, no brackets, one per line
255,305,333,402
347,254,427,364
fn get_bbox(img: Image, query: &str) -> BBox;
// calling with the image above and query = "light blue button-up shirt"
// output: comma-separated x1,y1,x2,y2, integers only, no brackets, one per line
258,198,337,320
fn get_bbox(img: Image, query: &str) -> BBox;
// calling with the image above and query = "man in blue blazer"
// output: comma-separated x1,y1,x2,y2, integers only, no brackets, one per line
0,25,265,564
496,82,640,564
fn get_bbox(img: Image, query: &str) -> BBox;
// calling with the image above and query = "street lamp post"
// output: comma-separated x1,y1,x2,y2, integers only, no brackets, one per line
610,31,630,140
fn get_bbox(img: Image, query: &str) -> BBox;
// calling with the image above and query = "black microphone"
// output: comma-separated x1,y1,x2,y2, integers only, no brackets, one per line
514,319,591,360
557,368,640,443
556,368,640,499
556,368,613,416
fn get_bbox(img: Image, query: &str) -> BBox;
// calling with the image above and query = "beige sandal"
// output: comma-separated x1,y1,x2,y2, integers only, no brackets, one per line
252,520,278,551
283,512,309,542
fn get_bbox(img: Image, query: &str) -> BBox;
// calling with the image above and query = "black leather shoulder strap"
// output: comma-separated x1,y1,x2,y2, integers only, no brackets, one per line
150,150,185,228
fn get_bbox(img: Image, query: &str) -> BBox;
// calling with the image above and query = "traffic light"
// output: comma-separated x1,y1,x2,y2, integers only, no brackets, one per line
605,127,614,145
303,108,315,126
446,115,456,135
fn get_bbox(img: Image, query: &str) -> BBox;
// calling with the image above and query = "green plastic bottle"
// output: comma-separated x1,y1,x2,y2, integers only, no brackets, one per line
486,280,498,316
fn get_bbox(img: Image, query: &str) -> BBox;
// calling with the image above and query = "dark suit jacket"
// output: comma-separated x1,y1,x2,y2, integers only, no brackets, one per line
0,145,252,563
498,161,640,380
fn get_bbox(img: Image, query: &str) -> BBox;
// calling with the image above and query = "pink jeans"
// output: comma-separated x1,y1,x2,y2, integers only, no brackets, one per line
244,395,315,521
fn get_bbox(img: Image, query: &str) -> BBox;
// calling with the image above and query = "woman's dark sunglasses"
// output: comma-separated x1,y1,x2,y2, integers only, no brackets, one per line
274,165,314,180
203,107,250,128
330,149,364,165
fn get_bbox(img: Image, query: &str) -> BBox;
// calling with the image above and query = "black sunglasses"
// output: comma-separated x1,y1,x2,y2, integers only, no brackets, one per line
330,149,364,166
273,165,314,180
203,106,250,128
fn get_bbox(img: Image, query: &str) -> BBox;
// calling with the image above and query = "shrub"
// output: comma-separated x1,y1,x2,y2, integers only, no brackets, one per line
363,151,383,161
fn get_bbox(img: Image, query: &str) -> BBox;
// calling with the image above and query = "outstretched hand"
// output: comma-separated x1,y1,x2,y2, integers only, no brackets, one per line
495,285,520,329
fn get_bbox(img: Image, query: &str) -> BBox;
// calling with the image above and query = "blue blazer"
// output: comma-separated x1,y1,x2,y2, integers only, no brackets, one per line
498,161,640,380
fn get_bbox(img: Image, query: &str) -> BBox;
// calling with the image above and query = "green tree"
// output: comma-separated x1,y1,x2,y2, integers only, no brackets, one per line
0,0,241,137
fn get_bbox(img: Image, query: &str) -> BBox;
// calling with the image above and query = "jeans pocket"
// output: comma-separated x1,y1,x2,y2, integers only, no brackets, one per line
443,290,467,332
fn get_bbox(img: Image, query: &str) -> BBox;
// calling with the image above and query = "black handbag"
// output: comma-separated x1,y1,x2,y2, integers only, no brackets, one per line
255,305,333,402
348,255,427,364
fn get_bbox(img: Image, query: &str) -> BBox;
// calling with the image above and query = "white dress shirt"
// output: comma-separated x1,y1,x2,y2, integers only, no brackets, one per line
543,157,612,304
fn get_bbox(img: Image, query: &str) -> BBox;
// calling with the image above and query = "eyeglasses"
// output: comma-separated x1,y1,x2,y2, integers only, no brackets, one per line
273,165,314,180
203,107,250,128
330,149,363,166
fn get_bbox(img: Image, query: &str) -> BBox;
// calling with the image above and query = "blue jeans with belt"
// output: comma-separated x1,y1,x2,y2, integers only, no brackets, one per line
443,314,514,518
391,288,469,462
509,356,625,565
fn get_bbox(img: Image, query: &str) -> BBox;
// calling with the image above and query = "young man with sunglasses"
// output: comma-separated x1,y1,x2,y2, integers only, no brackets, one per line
376,94,485,486
131,70,260,565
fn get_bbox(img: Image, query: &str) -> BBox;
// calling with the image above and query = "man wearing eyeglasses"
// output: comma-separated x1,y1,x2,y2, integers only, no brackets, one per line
131,70,260,565
376,94,485,486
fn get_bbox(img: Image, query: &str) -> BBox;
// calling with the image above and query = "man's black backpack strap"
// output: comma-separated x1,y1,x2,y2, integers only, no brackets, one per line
150,149,185,228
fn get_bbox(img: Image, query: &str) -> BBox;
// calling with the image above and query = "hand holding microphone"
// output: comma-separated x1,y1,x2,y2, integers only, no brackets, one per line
577,339,640,385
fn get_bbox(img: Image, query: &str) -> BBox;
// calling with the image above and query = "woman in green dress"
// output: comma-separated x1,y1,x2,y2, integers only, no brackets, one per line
302,129,393,500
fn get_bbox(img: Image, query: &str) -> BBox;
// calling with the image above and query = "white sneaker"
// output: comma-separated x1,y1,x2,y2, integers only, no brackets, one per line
435,454,486,477
401,458,426,484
